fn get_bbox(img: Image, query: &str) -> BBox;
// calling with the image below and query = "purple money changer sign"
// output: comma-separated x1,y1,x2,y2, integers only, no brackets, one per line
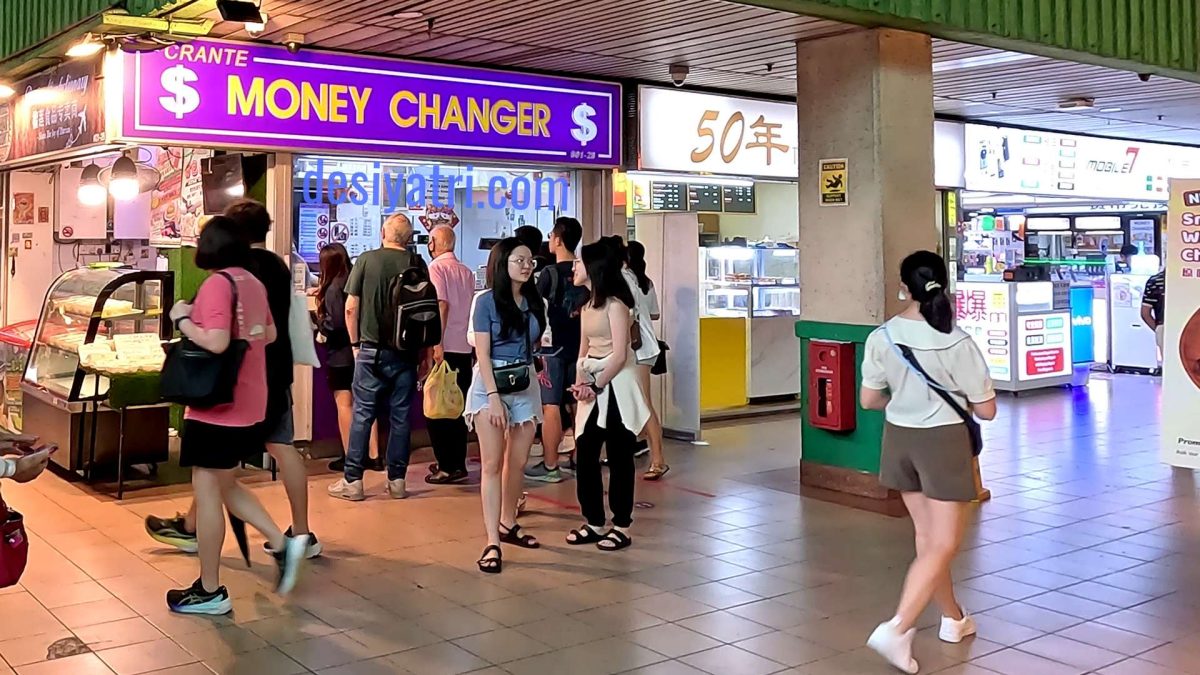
120,39,621,167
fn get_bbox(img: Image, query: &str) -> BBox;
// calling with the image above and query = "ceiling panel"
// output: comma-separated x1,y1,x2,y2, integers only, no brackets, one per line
202,0,1200,144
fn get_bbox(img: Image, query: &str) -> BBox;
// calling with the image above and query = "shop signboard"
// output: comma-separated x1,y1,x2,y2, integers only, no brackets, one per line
637,86,797,178
0,54,105,166
954,282,1012,382
118,39,620,167
964,123,1200,201
1016,313,1072,380
1161,178,1200,469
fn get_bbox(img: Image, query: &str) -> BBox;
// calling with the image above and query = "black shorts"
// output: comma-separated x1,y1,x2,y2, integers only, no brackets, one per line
539,355,576,406
327,365,354,392
179,419,266,470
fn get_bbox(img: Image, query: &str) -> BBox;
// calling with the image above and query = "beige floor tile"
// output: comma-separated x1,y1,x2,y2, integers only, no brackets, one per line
452,627,554,663
678,610,773,643
414,607,504,640
971,648,1089,675
626,623,721,658
516,614,608,648
201,646,307,675
96,639,197,675
73,618,165,653
1056,621,1168,656
680,644,785,675
1097,658,1192,675
622,661,710,675
630,593,718,622
52,599,138,631
1016,634,1125,670
172,626,268,661
0,630,78,668
14,653,115,675
386,641,490,675
277,632,390,671
734,631,837,667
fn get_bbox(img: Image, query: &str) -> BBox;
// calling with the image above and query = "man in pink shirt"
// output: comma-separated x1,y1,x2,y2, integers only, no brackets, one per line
425,225,477,484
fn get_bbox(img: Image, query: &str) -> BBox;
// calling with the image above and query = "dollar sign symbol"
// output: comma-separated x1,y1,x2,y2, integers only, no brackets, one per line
571,102,598,146
158,64,200,120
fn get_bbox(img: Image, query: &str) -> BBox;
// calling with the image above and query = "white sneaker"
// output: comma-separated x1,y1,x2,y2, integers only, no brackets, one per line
938,611,976,643
327,478,365,501
386,479,407,499
867,618,919,674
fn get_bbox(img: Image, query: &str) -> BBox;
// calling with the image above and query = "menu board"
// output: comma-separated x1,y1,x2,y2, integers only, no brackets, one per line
722,185,756,213
1017,312,1072,380
955,282,1013,381
649,182,687,211
688,184,723,212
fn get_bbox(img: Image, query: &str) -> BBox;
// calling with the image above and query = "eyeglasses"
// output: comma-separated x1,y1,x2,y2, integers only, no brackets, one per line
509,256,535,269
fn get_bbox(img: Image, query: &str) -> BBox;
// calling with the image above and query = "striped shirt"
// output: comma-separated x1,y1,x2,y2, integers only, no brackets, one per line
1142,271,1166,324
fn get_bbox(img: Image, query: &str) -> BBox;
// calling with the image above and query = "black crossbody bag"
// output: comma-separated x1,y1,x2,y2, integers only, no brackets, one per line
893,342,984,457
492,310,534,395
160,272,250,408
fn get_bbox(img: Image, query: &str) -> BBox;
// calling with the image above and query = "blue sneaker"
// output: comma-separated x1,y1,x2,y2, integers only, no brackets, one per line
167,579,232,615
524,462,564,483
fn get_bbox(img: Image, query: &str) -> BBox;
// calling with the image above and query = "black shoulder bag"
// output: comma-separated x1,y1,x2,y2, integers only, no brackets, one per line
160,272,251,408
492,309,534,395
894,343,984,457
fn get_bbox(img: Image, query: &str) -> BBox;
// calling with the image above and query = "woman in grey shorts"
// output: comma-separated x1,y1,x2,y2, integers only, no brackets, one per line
859,250,997,674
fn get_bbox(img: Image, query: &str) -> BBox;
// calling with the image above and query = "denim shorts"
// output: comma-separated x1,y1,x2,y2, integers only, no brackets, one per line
465,362,542,429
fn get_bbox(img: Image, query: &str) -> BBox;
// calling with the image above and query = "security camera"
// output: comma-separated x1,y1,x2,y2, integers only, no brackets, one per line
283,33,305,54
1138,72,1152,82
669,63,689,87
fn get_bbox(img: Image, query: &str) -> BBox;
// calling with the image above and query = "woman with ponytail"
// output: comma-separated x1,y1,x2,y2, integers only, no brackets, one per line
859,250,997,674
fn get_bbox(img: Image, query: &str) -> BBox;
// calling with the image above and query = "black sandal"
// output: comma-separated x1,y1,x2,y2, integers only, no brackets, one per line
597,529,632,551
566,526,605,545
477,545,502,574
499,523,540,549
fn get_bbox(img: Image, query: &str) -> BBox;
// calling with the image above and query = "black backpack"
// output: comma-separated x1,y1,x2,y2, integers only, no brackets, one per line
543,263,586,324
384,265,441,351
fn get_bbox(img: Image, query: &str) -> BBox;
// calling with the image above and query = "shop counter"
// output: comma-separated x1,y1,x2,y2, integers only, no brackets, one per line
956,280,1074,392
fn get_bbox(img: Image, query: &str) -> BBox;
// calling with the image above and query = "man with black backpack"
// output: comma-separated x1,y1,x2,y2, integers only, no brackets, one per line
329,213,436,501
525,217,585,483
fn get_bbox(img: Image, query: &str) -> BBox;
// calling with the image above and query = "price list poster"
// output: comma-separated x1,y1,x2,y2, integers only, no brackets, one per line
1162,178,1200,469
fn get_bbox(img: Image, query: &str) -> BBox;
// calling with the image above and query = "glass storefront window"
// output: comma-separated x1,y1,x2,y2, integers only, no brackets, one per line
291,155,576,282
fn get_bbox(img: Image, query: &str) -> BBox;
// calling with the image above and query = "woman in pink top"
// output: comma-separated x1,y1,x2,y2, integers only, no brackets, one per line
165,216,310,616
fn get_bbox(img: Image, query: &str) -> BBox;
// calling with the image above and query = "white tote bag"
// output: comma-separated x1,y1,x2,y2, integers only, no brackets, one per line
289,291,320,367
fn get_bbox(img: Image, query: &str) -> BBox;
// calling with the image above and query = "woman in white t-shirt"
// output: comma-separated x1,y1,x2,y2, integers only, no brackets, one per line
859,251,997,675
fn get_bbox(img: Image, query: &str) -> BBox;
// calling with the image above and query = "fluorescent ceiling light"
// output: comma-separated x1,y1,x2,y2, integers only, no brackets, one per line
1100,107,1123,113
392,10,424,20
0,84,13,100
933,51,1038,73
66,35,104,58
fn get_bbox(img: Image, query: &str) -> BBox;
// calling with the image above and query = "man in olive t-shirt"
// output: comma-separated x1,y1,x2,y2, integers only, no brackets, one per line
329,214,428,501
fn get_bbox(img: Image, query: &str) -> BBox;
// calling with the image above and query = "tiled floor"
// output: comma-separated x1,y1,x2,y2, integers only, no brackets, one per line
0,373,1196,674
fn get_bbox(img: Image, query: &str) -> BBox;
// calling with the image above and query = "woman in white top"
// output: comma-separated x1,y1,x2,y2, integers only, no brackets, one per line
859,251,997,674
566,241,650,551
625,241,669,480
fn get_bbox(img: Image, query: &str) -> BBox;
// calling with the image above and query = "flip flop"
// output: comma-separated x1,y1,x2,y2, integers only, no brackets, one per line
643,464,671,481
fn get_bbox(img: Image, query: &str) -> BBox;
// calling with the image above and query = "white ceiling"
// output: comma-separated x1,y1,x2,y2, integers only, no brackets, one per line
205,0,1200,145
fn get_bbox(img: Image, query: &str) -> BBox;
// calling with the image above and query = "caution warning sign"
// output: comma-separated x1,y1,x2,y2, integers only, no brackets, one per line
819,158,848,206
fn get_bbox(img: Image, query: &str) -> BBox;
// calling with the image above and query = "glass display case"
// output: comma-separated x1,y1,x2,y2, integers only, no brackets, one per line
24,267,172,402
21,266,173,474
700,246,800,318
0,321,36,431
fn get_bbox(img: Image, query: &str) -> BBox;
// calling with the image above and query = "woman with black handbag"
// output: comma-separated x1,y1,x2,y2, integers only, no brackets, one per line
859,251,997,673
165,216,310,615
625,241,669,481
464,238,546,573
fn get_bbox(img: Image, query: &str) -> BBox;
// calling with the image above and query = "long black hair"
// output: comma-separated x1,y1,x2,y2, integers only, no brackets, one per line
627,240,652,294
581,240,635,310
488,237,546,340
900,250,953,334
315,243,350,322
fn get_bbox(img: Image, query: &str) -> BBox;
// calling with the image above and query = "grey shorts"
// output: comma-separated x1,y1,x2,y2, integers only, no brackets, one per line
262,389,295,446
880,422,975,502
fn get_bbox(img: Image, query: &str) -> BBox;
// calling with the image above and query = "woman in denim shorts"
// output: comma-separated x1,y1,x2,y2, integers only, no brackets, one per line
464,237,546,573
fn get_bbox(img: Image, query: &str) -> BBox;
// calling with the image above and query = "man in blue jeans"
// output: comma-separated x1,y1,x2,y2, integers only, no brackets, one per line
328,214,428,501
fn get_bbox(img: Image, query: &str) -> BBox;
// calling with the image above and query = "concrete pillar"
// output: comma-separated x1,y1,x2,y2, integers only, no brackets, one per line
795,28,936,499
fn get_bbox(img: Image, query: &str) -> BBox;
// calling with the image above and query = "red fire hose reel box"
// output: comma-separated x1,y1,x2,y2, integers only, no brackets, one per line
807,340,856,432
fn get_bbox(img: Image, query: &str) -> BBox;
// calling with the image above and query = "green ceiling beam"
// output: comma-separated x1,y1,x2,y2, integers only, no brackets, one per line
735,0,1200,82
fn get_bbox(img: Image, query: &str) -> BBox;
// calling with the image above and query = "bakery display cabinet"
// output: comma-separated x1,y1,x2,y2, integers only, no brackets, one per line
22,266,174,477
